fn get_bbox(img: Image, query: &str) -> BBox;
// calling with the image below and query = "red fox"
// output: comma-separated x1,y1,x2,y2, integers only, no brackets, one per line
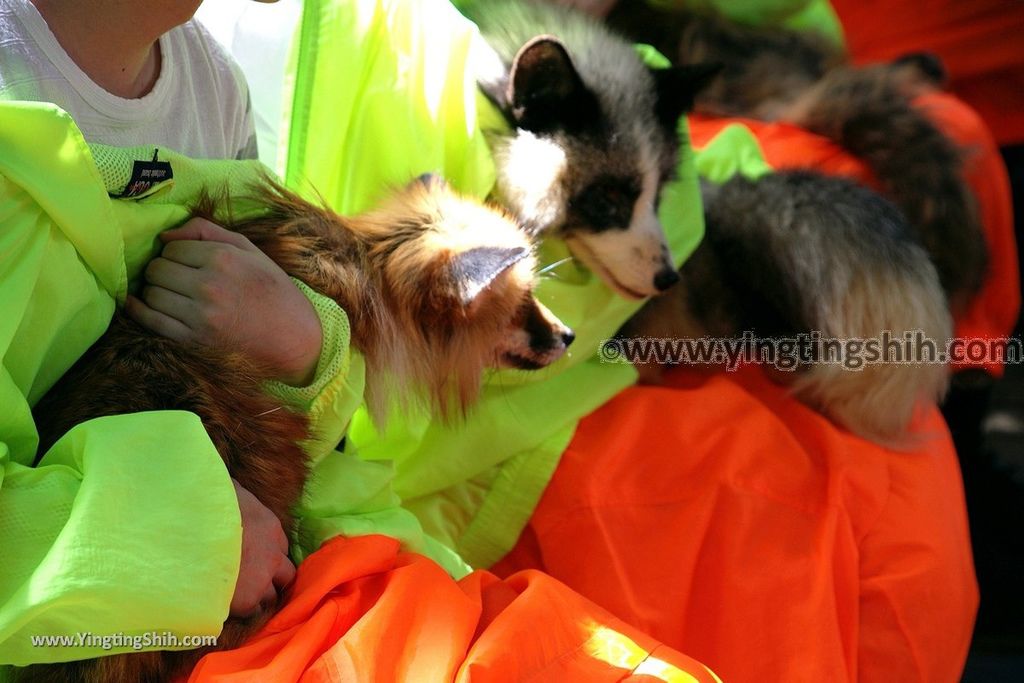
25,173,572,683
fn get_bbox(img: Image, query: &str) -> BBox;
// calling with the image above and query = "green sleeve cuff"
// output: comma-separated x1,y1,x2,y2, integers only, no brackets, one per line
0,412,240,665
264,279,367,457
265,279,351,408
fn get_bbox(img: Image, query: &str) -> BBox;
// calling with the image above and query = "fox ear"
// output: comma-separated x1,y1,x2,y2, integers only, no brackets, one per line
508,36,600,133
651,62,722,131
449,245,530,307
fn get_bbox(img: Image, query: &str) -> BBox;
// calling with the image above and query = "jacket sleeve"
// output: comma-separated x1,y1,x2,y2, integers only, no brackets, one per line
0,107,246,667
0,409,241,666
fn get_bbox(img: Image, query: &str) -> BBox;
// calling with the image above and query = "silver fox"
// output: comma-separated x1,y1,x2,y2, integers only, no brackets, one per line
471,1,951,443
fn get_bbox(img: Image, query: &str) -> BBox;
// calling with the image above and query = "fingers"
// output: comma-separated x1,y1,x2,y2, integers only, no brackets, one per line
229,479,297,617
161,217,257,252
256,555,294,611
158,239,222,269
271,521,294,588
125,295,192,342
272,514,290,553
138,218,320,382
145,255,202,297
139,285,194,325
160,238,261,271
258,581,279,612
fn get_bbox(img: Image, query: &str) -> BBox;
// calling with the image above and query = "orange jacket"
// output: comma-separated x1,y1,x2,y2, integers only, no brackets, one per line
495,365,978,682
912,91,1020,371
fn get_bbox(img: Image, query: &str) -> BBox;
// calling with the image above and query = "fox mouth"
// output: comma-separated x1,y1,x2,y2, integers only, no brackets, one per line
502,352,548,370
564,236,647,300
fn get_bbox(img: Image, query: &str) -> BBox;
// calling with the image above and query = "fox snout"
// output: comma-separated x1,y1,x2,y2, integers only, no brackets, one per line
566,229,677,299
500,297,574,370
654,267,680,292
526,298,575,354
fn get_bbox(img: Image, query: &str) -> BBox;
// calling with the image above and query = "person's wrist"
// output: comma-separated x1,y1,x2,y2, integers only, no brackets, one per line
274,298,323,386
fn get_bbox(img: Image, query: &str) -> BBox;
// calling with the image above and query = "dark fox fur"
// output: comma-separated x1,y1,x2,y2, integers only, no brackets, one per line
21,175,571,683
626,172,951,442
607,0,987,313
790,66,986,311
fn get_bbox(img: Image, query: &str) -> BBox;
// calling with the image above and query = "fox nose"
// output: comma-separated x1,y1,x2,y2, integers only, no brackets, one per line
653,267,680,292
562,330,575,347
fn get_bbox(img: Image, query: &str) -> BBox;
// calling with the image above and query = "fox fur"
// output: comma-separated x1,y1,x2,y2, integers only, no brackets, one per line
22,174,571,683
595,2,985,439
788,66,986,312
626,172,952,443
608,0,987,312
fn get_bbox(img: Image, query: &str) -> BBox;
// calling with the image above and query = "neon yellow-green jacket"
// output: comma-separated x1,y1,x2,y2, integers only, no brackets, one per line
0,99,463,671
0,103,246,667
277,0,705,569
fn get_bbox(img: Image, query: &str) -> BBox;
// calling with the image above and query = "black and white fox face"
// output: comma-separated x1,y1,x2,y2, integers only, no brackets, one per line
474,2,716,299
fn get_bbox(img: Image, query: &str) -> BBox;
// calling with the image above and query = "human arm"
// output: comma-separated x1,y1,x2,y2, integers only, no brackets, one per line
0,104,298,665
0,410,241,665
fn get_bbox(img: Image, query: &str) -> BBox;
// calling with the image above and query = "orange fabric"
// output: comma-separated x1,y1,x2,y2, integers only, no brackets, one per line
831,0,1024,146
494,366,979,683
188,534,720,683
912,91,1020,374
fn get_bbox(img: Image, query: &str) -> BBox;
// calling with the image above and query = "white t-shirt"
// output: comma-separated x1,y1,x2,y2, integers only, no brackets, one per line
195,0,301,172
0,0,257,159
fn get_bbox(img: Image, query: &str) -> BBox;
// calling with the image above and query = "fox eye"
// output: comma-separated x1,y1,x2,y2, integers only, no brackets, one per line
570,178,640,231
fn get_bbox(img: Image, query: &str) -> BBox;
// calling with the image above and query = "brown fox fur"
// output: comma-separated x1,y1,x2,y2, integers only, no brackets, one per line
22,174,571,683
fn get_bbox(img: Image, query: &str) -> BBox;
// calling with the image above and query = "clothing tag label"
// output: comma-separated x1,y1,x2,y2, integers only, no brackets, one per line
119,150,173,198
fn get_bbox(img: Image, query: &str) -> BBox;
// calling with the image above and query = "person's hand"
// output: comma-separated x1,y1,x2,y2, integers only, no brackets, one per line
126,218,322,386
229,479,295,618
